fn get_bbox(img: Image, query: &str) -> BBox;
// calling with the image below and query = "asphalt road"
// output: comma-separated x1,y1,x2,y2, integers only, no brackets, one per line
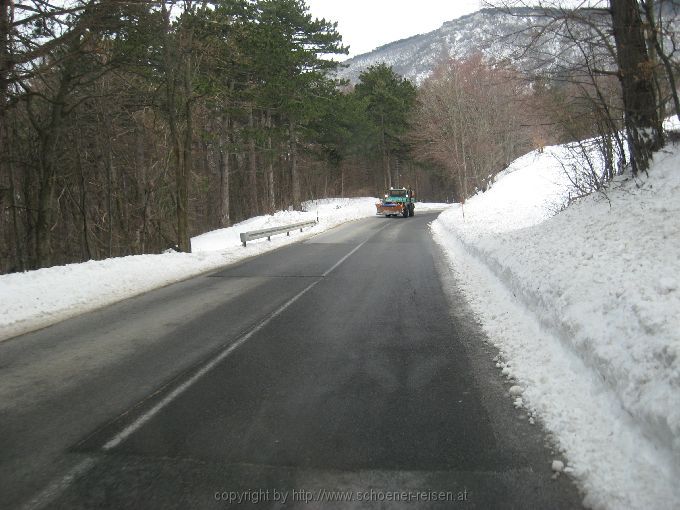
0,212,584,509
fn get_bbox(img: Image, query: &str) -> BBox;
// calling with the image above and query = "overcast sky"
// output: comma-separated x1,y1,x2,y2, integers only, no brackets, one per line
305,0,484,59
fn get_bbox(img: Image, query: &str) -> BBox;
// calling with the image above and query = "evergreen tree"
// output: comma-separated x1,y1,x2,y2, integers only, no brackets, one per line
249,0,346,208
354,64,417,189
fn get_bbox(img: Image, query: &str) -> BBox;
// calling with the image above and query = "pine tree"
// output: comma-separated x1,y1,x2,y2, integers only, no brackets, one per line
354,64,417,189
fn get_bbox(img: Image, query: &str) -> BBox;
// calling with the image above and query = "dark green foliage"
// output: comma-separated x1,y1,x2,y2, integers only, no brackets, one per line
2,0,387,272
0,0,433,273
354,63,417,142
353,64,417,188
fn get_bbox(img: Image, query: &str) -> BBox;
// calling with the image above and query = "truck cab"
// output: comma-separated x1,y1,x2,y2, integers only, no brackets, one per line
376,187,415,217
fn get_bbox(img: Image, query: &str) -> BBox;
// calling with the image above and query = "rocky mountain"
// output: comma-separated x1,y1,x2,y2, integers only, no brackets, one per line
337,5,678,84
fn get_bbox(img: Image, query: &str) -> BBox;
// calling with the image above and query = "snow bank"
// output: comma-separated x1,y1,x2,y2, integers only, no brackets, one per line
414,202,453,212
190,199,449,252
433,143,680,509
0,198,379,341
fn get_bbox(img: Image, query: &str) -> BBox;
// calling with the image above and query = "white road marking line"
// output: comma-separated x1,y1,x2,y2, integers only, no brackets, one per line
322,223,390,277
104,224,387,451
23,221,388,509
21,457,97,510
103,277,321,451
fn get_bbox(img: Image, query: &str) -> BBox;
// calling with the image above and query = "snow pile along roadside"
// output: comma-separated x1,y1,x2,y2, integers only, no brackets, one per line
432,143,680,509
413,202,453,212
0,198,378,341
191,197,378,252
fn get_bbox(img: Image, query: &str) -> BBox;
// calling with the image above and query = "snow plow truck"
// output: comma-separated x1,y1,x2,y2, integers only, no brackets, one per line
376,187,415,217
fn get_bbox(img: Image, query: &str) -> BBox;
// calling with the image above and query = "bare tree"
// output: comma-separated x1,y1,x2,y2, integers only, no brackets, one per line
487,0,668,178
410,55,533,206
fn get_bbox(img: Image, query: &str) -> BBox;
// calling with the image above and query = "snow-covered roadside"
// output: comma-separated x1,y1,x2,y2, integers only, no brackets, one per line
0,198,386,342
432,143,680,509
414,202,453,212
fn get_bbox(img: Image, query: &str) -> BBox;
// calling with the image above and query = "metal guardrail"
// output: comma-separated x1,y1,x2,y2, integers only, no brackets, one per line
240,220,318,247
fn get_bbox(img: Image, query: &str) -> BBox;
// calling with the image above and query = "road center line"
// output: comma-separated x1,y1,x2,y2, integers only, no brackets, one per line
20,457,97,510
102,224,386,452
102,279,320,451
24,222,389,510
322,224,388,277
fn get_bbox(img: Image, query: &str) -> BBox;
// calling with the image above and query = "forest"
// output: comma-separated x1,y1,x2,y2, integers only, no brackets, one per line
0,0,677,273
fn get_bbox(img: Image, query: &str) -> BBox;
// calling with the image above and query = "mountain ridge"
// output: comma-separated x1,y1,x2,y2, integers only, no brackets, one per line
336,6,624,84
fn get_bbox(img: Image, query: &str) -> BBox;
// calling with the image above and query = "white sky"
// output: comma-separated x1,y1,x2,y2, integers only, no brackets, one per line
305,0,484,59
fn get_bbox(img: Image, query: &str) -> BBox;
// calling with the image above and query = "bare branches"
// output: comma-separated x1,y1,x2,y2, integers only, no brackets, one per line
410,55,534,202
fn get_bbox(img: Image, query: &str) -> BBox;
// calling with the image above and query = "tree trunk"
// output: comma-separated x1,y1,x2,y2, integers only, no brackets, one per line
641,0,680,122
34,155,54,269
381,114,391,188
178,23,193,253
0,0,11,148
290,119,301,210
248,107,258,215
218,115,230,228
33,77,69,269
8,147,24,272
2,1,17,270
610,0,664,175
104,131,114,257
136,125,148,253
265,110,275,213
166,102,184,252
167,112,188,253
75,136,91,261
176,96,191,252
232,119,246,220
162,3,191,253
